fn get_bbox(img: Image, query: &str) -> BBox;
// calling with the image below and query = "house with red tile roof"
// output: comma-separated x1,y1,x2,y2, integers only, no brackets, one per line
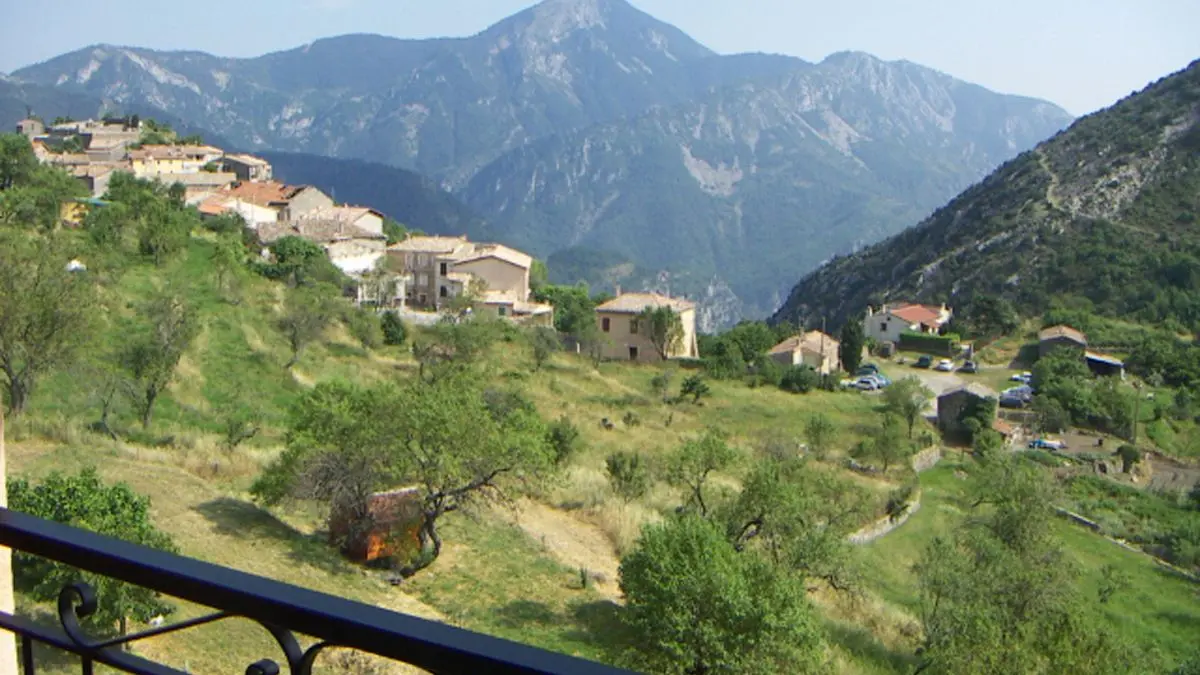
863,302,953,345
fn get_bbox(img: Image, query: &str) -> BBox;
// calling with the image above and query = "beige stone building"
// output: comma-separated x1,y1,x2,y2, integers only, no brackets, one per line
768,330,841,374
594,293,699,362
385,236,550,322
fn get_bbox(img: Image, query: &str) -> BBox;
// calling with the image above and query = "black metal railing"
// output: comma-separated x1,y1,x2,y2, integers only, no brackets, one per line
0,507,638,674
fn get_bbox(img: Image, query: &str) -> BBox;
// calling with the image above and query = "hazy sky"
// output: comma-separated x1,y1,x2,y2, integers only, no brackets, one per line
1,0,1196,115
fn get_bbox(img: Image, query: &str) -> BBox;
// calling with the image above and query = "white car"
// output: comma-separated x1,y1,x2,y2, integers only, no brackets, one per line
1011,371,1033,383
934,359,954,371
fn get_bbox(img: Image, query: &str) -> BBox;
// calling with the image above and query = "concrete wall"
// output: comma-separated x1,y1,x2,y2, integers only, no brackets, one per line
451,257,529,298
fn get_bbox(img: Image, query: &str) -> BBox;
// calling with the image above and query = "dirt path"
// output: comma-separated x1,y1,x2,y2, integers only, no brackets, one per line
1036,147,1064,210
503,499,623,601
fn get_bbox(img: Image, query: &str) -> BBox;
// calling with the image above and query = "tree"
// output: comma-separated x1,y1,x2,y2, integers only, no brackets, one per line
9,469,177,641
411,319,501,382
344,307,384,351
0,231,97,414
0,164,86,231
884,376,934,438
532,284,596,336
0,133,38,190
381,217,408,245
357,256,400,308
914,457,1142,675
446,276,487,315
528,326,560,370
839,317,866,375
666,430,738,516
639,306,684,360
261,236,346,288
1097,563,1131,604
1033,395,1071,434
722,321,778,364
380,311,407,346
725,455,868,590
209,232,245,301
529,259,549,291
619,515,826,675
220,403,262,451
252,375,554,574
854,414,911,472
972,429,1004,464
606,451,652,503
277,285,340,369
121,293,200,428
804,413,835,459
137,204,192,266
679,374,710,404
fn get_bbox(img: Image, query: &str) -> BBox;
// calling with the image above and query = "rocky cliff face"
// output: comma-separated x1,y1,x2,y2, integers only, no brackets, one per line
771,60,1200,332
10,0,1073,326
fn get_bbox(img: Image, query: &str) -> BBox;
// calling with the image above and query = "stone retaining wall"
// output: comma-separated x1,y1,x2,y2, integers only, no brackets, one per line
848,496,922,545
911,446,943,473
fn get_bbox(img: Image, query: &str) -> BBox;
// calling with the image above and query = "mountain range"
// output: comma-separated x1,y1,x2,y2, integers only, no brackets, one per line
772,59,1200,333
4,0,1075,328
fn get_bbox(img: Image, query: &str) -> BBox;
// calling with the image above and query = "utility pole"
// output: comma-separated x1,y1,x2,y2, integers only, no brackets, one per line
1131,381,1142,444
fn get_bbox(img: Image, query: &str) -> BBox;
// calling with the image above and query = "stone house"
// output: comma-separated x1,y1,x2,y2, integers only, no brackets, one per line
218,153,273,182
257,218,387,277
1038,325,1088,357
768,330,841,374
15,118,45,138
385,236,547,320
196,182,333,230
128,144,224,178
936,383,998,435
299,205,385,236
594,293,699,362
863,302,953,345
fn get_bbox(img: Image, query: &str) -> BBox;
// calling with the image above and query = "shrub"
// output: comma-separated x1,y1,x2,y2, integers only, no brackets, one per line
606,452,652,503
380,312,407,346
622,411,641,428
899,331,960,356
779,365,819,394
680,375,711,404
546,416,583,466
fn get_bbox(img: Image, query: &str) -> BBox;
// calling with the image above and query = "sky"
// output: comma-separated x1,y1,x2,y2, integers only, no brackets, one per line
0,0,1196,115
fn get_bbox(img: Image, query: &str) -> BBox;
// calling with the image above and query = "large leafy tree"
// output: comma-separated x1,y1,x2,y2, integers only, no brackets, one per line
725,456,868,590
618,515,826,675
532,284,596,336
839,317,865,375
0,133,38,190
9,469,177,641
915,457,1146,674
639,305,684,360
0,231,97,414
722,321,779,364
252,374,553,574
0,164,86,231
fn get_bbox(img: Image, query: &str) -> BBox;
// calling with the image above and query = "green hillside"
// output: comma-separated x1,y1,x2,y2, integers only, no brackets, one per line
774,59,1200,333
2,133,1198,674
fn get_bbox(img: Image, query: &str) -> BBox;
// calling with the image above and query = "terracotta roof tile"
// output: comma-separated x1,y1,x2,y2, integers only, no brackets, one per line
888,304,943,325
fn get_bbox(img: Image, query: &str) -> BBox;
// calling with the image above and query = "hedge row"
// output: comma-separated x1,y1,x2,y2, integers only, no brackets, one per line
900,331,960,356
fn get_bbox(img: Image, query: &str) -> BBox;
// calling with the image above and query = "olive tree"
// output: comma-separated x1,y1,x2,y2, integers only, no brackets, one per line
619,515,826,675
638,305,684,360
121,292,199,428
0,231,97,414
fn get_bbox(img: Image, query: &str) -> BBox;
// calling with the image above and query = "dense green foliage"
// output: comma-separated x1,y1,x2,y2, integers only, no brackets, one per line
1033,349,1135,437
605,451,652,503
915,458,1149,674
9,469,177,636
618,515,826,675
898,331,959,356
839,319,865,376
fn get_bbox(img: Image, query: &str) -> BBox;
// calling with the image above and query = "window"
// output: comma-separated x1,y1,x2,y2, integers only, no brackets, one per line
628,346,639,360
439,262,448,275
417,254,426,266
602,317,611,332
880,322,887,332
418,294,427,304
440,286,448,298
629,319,638,335
418,274,428,286
498,307,508,317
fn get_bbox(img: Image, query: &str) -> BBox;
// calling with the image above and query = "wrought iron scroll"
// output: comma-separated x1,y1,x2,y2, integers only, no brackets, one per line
56,582,336,675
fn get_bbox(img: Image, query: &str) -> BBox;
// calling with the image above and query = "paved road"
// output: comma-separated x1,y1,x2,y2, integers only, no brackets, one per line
886,365,967,418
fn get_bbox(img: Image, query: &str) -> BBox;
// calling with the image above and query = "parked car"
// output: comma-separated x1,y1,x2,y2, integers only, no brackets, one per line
914,355,933,369
857,364,880,376
935,359,954,372
1028,438,1067,451
1011,371,1033,384
959,360,978,373
853,377,881,391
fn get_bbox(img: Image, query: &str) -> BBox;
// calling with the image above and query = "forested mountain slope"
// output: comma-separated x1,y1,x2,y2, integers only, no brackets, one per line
774,59,1200,332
